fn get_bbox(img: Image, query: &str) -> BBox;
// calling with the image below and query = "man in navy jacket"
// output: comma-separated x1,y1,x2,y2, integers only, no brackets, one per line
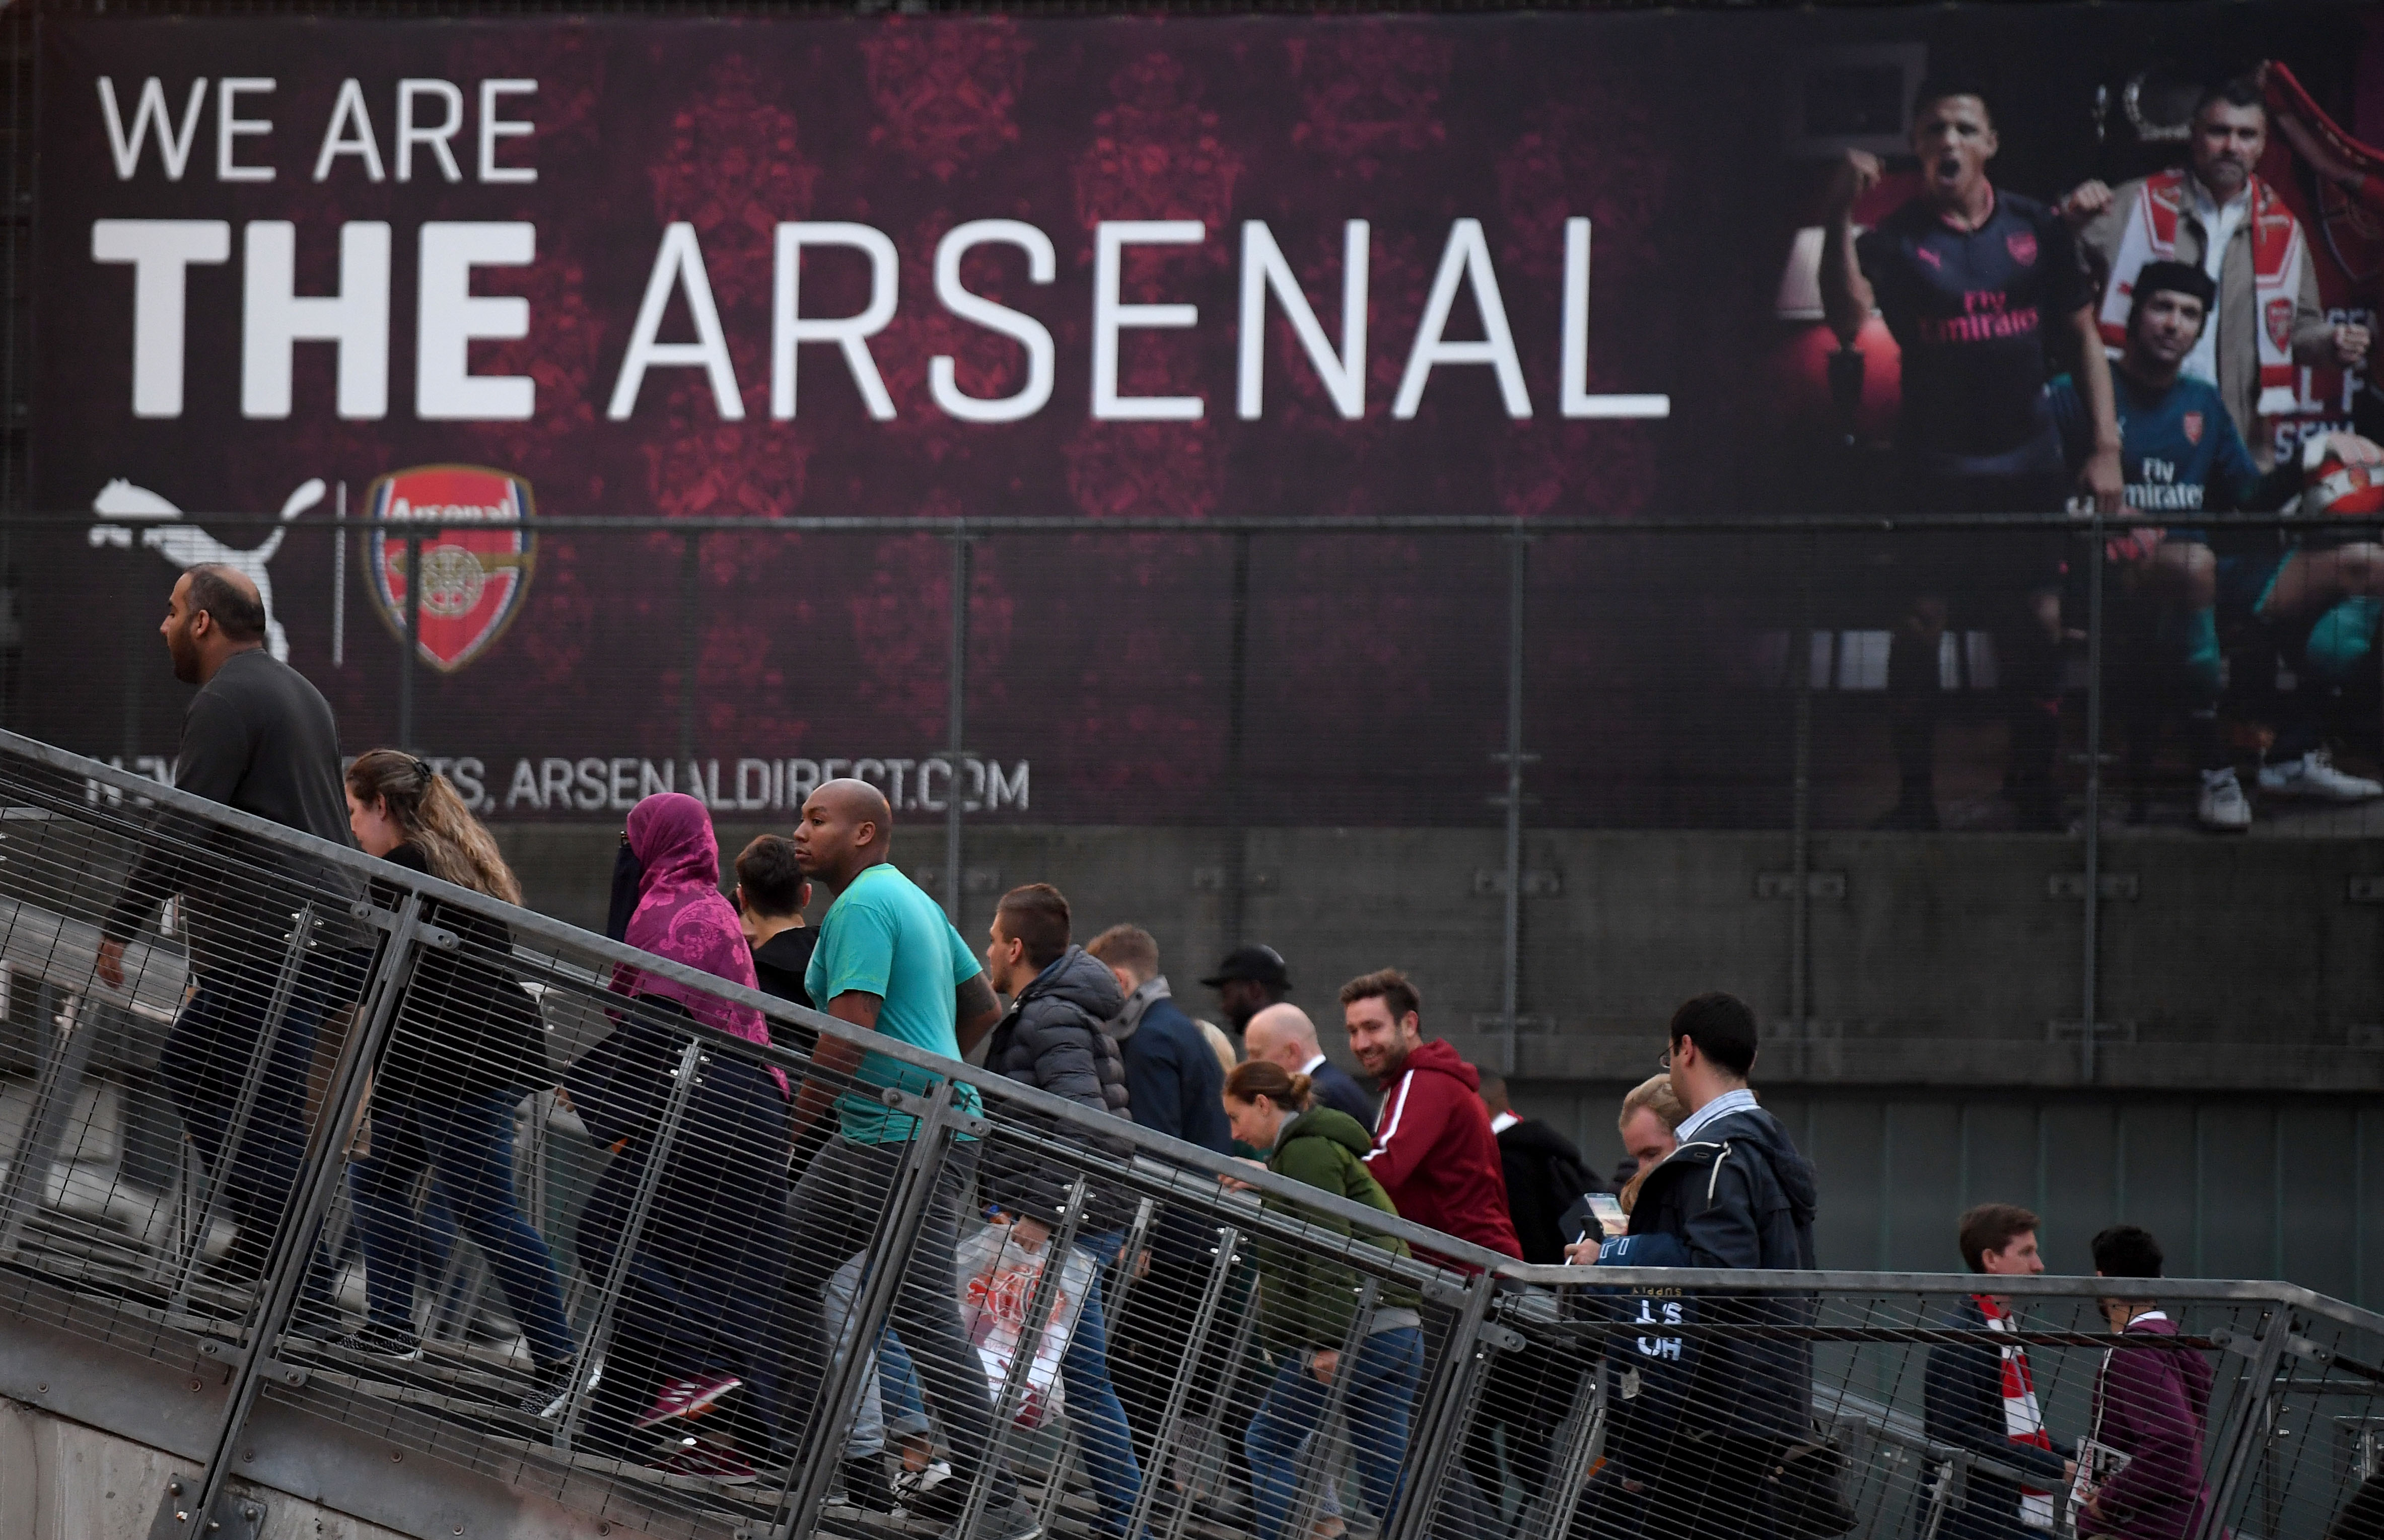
1627,993,1820,1540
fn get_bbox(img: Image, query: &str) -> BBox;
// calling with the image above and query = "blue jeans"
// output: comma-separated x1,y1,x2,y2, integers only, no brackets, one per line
825,1249,931,1457
1245,1326,1425,1540
347,1090,575,1368
1065,1229,1145,1540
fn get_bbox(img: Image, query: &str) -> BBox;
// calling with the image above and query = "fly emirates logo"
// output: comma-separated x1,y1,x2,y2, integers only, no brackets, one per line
84,73,1668,428
1919,289,2042,346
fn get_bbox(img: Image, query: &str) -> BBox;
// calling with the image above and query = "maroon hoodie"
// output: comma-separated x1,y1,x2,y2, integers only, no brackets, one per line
2078,1311,2215,1540
1361,1039,1522,1264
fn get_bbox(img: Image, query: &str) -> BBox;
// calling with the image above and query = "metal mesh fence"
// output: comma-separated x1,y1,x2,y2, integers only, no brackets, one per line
0,727,2377,1540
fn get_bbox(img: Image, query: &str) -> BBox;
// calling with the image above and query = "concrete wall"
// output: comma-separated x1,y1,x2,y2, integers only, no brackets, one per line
495,820,2384,1302
0,1399,410,1540
498,822,2384,1092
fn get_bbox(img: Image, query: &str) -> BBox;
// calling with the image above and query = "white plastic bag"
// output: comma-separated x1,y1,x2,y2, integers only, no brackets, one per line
955,1222,1094,1429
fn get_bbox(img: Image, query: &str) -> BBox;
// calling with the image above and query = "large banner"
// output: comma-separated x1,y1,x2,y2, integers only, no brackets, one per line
24,7,2384,824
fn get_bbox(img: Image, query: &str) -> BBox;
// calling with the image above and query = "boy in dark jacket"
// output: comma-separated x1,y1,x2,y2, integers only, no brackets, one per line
1626,993,1820,1540
1921,1205,2075,1540
2078,1227,2214,1540
981,885,1142,1540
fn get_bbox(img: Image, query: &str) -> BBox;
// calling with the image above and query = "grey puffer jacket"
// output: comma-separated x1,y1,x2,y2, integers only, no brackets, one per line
981,946,1137,1229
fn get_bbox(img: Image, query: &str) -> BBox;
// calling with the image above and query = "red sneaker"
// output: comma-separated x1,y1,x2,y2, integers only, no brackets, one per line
632,1373,742,1430
648,1437,758,1489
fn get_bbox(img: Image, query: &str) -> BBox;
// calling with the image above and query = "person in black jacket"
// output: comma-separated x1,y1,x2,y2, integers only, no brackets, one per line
1919,1204,2075,1540
1626,993,1820,1540
336,752,575,1401
981,885,1143,1540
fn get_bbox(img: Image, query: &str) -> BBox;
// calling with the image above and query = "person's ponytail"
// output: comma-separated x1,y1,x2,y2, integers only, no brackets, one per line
1225,1059,1314,1112
346,749,522,904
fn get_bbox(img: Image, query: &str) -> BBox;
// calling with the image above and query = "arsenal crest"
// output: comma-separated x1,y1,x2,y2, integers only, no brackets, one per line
2266,296,2295,354
366,465,535,673
2182,411,2203,446
2005,229,2038,266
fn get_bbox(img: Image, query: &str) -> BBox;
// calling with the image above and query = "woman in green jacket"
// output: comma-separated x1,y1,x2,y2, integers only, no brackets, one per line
1224,1059,1426,1540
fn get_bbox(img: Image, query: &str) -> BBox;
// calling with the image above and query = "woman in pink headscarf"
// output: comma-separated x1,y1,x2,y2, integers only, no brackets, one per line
564,794,792,1484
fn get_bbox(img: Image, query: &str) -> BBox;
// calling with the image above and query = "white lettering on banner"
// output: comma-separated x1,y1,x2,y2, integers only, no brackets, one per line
241,220,390,418
477,81,538,184
417,222,535,420
1561,218,1668,420
1394,218,1530,419
396,80,465,183
774,223,900,420
476,753,1032,815
608,223,743,421
84,192,1667,419
98,79,207,181
1092,220,1205,422
933,220,1057,423
217,78,276,183
1238,220,1368,421
92,220,231,418
312,79,386,182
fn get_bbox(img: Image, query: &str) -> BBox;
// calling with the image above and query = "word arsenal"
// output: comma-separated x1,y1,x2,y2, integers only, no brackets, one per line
86,75,1668,425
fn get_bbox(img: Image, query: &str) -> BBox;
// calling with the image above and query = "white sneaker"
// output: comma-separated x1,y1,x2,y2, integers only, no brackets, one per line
2198,768,2253,831
2257,750,2384,802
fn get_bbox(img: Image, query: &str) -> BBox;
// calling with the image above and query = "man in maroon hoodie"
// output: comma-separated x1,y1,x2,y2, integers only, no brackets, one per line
2079,1225,2215,1540
1340,968,1521,1263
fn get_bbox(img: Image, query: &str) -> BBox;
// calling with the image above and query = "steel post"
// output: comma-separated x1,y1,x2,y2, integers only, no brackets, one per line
1497,534,1528,1076
152,893,427,1540
552,1031,706,1455
763,1085,964,1540
398,533,420,749
677,533,699,767
957,1176,1092,1540
1120,1220,1240,1540
164,904,319,1315
1790,528,1816,1038
2082,511,2105,1083
1283,1280,1381,1540
2193,1308,2296,1540
1380,1271,1500,1540
0,989,97,1259
1223,530,1251,952
945,531,971,925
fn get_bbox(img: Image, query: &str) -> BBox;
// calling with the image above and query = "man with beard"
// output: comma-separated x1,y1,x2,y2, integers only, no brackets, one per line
2064,74,2368,471
1821,78,2124,832
97,565,358,1284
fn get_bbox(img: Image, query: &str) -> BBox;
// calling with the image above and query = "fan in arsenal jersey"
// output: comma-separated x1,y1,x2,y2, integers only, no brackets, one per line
1820,78,2124,833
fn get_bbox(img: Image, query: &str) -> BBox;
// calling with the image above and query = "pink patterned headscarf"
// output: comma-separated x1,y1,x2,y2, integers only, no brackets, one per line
610,793,789,1098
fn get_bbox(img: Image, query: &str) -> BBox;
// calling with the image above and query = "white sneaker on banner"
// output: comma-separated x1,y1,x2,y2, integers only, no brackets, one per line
2258,750,2384,802
2197,768,2252,832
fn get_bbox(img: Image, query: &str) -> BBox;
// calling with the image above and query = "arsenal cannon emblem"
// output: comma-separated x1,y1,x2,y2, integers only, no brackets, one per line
366,465,536,673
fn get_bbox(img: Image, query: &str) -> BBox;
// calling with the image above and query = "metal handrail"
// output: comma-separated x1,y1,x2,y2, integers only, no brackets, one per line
0,727,1524,1278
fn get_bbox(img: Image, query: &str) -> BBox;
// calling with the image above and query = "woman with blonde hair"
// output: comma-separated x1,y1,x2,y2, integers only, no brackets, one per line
339,750,574,1410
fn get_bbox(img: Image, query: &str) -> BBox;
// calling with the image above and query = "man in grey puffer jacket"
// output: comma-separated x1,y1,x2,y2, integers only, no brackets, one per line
980,884,1143,1540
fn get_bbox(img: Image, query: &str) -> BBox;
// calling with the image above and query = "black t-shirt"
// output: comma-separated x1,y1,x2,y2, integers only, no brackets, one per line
1857,188,2092,469
749,925,820,1058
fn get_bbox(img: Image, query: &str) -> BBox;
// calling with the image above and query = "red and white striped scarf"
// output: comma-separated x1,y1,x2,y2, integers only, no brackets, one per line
1977,1295,2057,1529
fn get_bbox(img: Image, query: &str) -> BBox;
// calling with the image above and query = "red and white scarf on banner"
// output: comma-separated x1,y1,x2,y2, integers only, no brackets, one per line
2095,167,2308,424
1977,1295,2058,1529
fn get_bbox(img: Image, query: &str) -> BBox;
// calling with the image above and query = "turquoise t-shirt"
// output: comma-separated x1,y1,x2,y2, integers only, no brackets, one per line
804,863,986,1143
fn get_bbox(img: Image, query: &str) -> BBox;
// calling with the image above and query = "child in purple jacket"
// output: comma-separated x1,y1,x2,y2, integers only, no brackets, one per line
2077,1227,2216,1540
